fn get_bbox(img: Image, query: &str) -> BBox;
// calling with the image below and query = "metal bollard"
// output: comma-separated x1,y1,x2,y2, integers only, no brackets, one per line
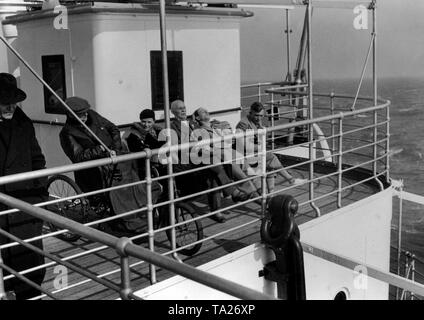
0,249,6,300
259,194,306,300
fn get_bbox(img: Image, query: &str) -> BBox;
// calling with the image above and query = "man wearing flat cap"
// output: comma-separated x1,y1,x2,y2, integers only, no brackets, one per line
0,72,47,299
59,96,122,196
59,96,146,234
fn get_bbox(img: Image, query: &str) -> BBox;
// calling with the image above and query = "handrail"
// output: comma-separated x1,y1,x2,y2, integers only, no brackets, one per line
0,191,276,300
32,106,243,129
0,35,113,156
302,241,424,297
0,99,390,187
0,84,392,298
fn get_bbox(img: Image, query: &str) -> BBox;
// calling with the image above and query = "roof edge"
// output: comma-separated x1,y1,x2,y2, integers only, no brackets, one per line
2,3,254,25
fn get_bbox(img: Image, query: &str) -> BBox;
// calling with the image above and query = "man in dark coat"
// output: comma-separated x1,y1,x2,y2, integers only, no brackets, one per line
59,96,145,233
59,96,122,195
0,72,47,299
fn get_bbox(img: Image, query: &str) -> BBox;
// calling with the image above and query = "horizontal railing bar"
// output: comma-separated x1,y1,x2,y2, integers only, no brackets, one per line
341,153,388,174
240,93,269,100
279,90,384,103
297,170,388,207
161,217,261,257
67,215,261,297
0,192,275,300
0,261,58,300
125,243,275,300
0,100,390,187
14,168,390,298
0,140,387,251
341,138,388,157
265,84,309,93
0,176,148,217
240,82,277,89
302,241,424,296
152,192,263,235
0,204,149,250
0,228,122,293
396,191,424,206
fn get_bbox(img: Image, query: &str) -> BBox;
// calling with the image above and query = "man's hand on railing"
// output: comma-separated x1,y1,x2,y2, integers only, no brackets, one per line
112,167,123,182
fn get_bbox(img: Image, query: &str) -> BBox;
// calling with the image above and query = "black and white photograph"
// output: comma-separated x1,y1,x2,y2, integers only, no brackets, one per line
0,0,423,306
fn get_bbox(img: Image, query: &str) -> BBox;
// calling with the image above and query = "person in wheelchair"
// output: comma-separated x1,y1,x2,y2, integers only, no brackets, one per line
59,96,146,234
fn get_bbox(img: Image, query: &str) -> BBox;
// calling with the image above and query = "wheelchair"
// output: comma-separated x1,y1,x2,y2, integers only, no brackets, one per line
45,165,204,256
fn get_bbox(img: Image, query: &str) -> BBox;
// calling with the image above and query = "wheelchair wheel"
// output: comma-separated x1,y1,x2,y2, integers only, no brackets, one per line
166,203,203,256
46,174,87,242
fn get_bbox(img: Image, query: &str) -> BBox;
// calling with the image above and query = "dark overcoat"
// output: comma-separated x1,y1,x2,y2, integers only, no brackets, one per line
0,107,47,299
59,109,122,193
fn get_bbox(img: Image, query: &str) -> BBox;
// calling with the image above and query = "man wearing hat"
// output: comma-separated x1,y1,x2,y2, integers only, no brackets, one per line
59,96,122,195
59,96,147,234
0,72,48,299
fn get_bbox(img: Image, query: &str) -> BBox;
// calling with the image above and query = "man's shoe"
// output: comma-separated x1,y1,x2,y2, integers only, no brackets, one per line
232,189,250,202
290,178,308,186
210,212,226,223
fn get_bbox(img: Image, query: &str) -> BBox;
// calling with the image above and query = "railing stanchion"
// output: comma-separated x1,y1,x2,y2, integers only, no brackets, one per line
145,154,157,284
258,83,262,103
396,182,404,299
116,237,133,300
411,255,416,300
386,104,390,183
260,129,268,216
373,109,384,190
0,250,6,300
271,93,275,150
330,92,336,163
401,254,410,300
285,8,292,81
337,116,343,208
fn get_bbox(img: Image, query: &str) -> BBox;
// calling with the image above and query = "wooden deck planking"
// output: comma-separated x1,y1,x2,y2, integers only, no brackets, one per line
37,169,377,299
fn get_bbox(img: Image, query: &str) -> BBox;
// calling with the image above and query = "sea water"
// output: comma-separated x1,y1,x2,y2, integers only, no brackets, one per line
316,78,424,283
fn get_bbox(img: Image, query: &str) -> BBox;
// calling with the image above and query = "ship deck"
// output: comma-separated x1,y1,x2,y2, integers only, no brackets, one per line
37,165,381,300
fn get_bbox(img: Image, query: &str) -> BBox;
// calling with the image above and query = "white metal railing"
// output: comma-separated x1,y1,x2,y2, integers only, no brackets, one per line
392,186,424,300
0,94,391,299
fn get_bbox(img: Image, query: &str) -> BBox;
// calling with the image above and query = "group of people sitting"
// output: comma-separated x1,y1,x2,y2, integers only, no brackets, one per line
59,96,306,227
0,72,303,298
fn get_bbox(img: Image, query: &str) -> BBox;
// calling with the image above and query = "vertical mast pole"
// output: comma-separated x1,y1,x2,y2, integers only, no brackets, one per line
159,0,179,262
371,0,383,190
372,0,377,108
307,0,320,217
285,9,291,81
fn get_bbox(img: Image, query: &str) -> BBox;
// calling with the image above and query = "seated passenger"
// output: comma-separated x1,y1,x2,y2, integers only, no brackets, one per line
192,107,260,202
59,96,146,233
125,109,165,178
236,102,307,193
170,100,252,222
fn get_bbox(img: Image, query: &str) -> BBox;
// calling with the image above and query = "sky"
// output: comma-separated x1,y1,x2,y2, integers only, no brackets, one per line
212,0,424,83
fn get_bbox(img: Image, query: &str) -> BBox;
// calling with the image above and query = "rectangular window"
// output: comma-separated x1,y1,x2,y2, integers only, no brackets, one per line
42,55,67,114
150,51,184,111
